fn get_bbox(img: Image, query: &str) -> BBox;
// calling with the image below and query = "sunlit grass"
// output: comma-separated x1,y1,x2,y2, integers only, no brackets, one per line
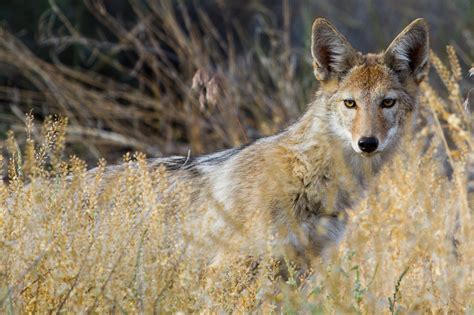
0,46,472,313
0,0,473,311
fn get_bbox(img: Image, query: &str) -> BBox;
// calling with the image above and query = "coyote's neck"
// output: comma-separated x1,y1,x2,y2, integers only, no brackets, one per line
279,96,385,208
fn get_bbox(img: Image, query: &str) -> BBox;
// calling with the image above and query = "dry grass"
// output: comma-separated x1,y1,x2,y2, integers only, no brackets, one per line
0,0,311,163
0,1,473,313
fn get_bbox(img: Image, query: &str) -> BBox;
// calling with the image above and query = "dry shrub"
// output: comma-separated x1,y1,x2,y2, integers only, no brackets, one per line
1,117,198,313
0,0,308,162
0,46,472,313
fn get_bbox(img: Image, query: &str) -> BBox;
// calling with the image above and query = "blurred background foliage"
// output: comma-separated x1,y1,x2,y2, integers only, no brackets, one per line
0,0,473,165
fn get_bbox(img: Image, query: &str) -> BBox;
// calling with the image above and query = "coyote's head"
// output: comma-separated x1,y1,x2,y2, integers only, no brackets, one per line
311,18,429,156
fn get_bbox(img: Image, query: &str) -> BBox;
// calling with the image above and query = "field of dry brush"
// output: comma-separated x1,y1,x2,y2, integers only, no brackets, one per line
0,1,473,313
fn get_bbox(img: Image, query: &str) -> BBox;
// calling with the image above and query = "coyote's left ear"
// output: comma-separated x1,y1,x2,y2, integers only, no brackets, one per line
384,18,429,83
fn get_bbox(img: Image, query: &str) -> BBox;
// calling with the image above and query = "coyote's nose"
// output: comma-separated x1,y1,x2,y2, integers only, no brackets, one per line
358,137,379,153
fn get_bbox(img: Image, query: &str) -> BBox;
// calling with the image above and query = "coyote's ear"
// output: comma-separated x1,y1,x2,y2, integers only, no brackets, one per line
311,18,357,81
384,18,429,83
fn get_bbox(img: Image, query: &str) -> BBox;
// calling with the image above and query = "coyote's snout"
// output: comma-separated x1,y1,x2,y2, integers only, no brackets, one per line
99,18,429,267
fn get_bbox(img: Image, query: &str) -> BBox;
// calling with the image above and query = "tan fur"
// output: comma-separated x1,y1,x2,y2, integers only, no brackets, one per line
98,18,430,268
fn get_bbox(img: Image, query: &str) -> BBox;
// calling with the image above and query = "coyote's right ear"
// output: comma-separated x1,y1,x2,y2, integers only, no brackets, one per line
384,18,429,83
311,18,357,81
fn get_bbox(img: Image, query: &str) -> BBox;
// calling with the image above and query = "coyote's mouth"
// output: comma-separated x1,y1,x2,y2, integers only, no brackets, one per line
358,150,380,158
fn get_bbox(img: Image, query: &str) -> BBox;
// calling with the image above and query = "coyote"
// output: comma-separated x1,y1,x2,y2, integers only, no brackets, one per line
105,18,429,266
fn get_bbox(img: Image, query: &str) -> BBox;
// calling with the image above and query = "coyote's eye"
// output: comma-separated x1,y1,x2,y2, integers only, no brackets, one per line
343,99,356,109
381,98,396,108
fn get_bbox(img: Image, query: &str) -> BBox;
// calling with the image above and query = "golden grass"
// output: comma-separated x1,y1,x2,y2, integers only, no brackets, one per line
0,45,472,313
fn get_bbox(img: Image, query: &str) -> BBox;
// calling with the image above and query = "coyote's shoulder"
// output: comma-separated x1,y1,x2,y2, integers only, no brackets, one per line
103,18,429,266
